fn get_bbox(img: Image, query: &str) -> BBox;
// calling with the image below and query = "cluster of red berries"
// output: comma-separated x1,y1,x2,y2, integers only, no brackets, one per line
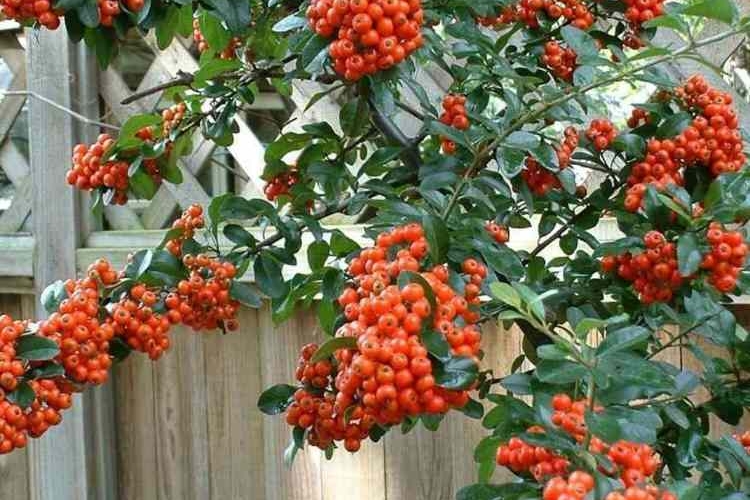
0,316,26,394
283,223,484,452
98,0,144,27
702,222,748,294
543,471,595,500
110,285,172,361
624,76,746,213
549,394,606,452
586,119,617,151
485,222,509,244
295,343,334,389
0,377,74,454
542,41,578,81
521,0,593,29
192,19,243,59
264,169,300,201
675,75,745,177
600,231,682,304
439,94,469,154
162,102,187,138
522,126,579,196
38,259,120,385
496,426,570,481
0,0,62,29
68,132,166,205
166,254,240,332
307,0,424,81
476,6,515,27
623,0,664,30
627,107,651,129
607,440,660,487
165,204,205,257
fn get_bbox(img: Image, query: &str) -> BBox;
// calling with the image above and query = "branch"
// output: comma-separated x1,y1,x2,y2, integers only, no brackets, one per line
367,96,422,169
121,71,194,105
1,90,119,131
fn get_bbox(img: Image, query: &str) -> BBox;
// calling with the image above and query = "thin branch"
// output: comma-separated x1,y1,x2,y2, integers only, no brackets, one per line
1,90,119,131
209,158,250,182
120,71,195,106
395,100,426,121
367,96,422,169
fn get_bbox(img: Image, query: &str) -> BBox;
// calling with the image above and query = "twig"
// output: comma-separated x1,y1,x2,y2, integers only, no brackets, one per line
121,71,194,105
209,158,250,182
367,96,422,169
1,90,119,131
395,100,426,121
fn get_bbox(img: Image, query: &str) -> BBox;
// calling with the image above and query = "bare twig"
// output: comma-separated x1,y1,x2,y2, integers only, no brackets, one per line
1,90,119,131
120,71,194,106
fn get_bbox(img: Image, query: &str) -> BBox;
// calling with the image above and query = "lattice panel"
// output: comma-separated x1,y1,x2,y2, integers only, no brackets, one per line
97,34,291,230
0,31,30,234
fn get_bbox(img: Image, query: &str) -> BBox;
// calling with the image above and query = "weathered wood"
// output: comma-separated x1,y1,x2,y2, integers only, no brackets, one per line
25,27,90,500
259,305,324,500
0,234,33,277
0,33,27,144
0,175,32,232
0,139,29,186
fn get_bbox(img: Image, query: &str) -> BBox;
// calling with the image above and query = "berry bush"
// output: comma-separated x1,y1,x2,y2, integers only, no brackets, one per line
2,0,750,498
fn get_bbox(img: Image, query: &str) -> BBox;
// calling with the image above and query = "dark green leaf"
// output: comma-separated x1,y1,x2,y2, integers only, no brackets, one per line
257,384,297,415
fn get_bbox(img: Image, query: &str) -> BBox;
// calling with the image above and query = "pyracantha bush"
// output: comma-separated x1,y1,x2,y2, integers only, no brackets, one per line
3,0,750,498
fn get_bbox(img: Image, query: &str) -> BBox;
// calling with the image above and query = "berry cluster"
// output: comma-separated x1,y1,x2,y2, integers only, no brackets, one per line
542,471,594,500
38,259,120,385
476,6,515,27
607,440,660,487
626,107,651,129
264,169,300,201
68,134,163,205
600,231,682,304
516,0,594,29
624,76,746,213
165,204,205,257
586,119,617,151
166,254,240,332
162,102,187,138
192,19,243,59
485,222,509,244
542,41,577,81
98,0,144,27
439,94,469,154
702,222,748,294
110,285,172,361
522,126,579,196
675,75,745,177
282,223,484,452
0,0,62,29
623,0,664,31
0,316,26,394
307,0,424,81
496,426,570,481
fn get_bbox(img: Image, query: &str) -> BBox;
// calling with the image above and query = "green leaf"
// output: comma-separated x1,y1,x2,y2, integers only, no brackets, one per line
597,326,650,357
422,214,449,264
257,384,297,415
496,147,526,178
307,240,329,272
254,253,286,298
656,112,692,139
120,114,162,140
15,335,60,361
7,381,35,409
536,360,588,384
310,336,358,363
560,25,599,60
504,131,540,149
339,98,369,137
223,224,256,247
272,14,306,33
230,281,262,308
300,34,330,73
330,231,360,257
432,356,478,390
613,133,646,158
193,58,242,88
422,329,452,360
677,233,703,277
201,0,251,33
41,280,67,315
489,282,521,309
682,0,738,25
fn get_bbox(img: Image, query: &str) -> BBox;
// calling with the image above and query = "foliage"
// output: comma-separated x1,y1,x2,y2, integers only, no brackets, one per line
1,0,750,498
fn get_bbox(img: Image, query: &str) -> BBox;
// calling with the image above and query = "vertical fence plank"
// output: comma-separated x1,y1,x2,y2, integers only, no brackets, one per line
204,308,265,499
26,27,92,500
259,305,323,500
152,329,210,500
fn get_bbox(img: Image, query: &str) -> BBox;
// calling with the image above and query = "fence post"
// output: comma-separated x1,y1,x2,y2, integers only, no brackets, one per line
26,27,117,500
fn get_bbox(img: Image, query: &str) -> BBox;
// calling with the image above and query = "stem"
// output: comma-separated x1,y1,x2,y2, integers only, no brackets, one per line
368,96,422,169
121,71,195,105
